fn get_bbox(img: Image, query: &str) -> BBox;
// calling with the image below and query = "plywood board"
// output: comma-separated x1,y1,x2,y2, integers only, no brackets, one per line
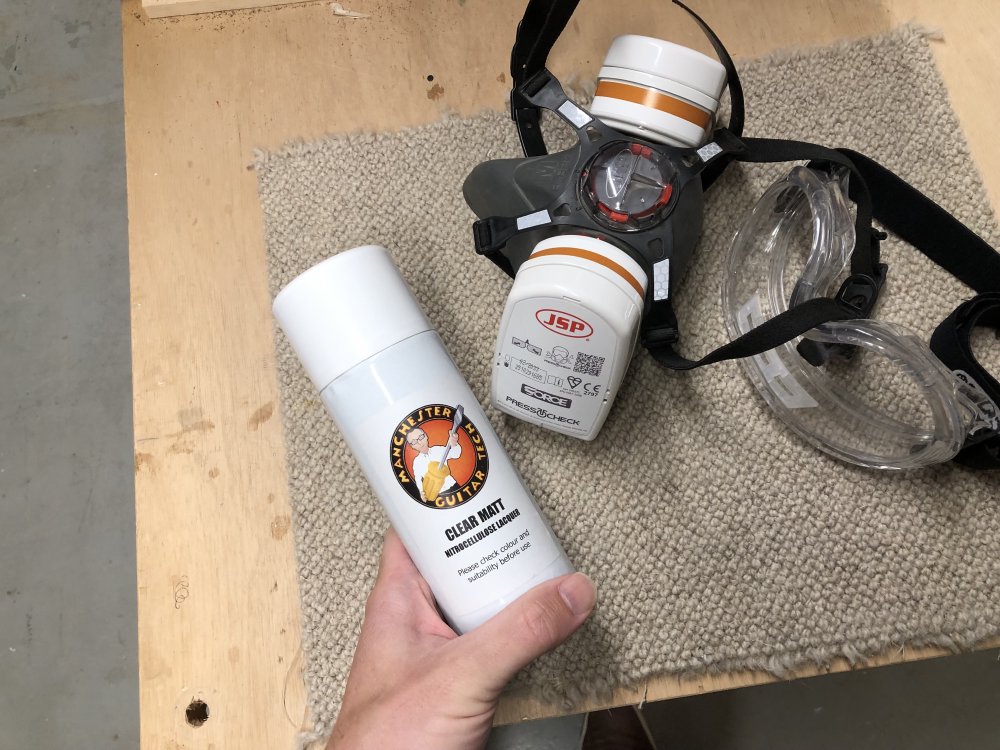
122,0,1000,746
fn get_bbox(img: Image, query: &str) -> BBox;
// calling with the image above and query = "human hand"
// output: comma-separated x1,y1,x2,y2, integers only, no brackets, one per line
448,432,459,448
327,529,595,750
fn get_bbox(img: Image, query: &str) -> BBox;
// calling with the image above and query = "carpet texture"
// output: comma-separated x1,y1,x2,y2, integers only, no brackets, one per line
255,26,1000,742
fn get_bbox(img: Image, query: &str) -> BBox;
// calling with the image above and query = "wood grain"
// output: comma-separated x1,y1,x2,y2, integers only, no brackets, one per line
142,0,308,19
122,0,1000,746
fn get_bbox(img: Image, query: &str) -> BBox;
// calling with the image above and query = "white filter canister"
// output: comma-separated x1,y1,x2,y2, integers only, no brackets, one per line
273,245,574,633
590,35,726,148
491,235,648,440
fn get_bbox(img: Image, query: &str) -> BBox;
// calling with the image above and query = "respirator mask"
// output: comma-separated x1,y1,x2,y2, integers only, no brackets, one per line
464,1,743,440
464,0,1000,470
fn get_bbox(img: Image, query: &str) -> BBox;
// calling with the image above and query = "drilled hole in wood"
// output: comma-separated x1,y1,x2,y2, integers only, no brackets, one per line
185,699,209,727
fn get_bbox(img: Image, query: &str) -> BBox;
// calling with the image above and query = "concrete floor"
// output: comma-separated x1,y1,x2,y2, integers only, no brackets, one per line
0,1,135,748
641,648,1000,750
490,647,1000,750
1,2,999,749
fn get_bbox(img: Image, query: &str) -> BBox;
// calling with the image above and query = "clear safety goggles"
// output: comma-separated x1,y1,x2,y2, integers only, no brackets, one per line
722,166,999,470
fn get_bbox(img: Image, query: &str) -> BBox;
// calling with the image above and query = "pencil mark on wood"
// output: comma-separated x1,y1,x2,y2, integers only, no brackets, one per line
173,576,190,609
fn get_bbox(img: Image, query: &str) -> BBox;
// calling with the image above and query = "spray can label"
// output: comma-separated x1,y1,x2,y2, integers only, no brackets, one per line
329,392,566,622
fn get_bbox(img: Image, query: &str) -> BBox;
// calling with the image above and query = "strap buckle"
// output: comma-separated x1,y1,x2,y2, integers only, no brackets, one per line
641,325,680,348
473,217,517,256
510,69,558,157
797,260,889,366
835,260,888,318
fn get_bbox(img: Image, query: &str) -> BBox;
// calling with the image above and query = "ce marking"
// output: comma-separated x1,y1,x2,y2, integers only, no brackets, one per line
584,383,602,395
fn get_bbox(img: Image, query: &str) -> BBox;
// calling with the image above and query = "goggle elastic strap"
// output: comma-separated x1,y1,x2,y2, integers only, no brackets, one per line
642,137,1000,467
642,137,886,367
841,150,1000,467
930,294,1000,469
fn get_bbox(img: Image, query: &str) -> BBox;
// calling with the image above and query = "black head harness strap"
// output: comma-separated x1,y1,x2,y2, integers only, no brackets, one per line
509,0,581,156
509,0,744,158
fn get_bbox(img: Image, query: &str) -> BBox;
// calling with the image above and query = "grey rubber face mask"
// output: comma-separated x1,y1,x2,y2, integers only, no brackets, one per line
463,0,745,334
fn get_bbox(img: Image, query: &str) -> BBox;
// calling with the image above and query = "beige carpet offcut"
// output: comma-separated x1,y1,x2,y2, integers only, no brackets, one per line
255,26,1000,743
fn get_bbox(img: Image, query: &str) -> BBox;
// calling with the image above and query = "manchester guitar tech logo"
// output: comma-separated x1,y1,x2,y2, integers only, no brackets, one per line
389,403,490,509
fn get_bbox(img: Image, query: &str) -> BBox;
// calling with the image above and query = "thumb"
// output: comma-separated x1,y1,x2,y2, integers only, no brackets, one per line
452,573,596,696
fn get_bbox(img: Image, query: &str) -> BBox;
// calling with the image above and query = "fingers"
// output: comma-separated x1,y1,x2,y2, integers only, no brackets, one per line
450,573,596,697
374,527,416,585
367,529,423,614
365,528,449,635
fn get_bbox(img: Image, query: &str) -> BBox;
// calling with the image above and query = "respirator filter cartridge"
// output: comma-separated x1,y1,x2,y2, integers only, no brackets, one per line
590,34,727,148
491,235,648,440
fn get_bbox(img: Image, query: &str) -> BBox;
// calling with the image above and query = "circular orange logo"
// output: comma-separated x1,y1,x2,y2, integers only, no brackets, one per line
389,403,490,509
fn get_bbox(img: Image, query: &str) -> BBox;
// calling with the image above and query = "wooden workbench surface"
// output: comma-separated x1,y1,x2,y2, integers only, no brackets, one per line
122,1,1000,747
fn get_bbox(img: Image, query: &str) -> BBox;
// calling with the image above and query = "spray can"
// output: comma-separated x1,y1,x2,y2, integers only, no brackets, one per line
273,245,574,633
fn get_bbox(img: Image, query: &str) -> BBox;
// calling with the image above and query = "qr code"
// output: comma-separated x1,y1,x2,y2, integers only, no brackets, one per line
573,352,605,377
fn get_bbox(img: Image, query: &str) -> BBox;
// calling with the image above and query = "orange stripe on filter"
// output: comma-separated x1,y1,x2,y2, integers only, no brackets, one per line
595,80,711,130
530,247,646,299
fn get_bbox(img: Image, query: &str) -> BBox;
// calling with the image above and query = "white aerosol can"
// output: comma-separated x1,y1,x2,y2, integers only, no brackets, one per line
273,245,574,633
